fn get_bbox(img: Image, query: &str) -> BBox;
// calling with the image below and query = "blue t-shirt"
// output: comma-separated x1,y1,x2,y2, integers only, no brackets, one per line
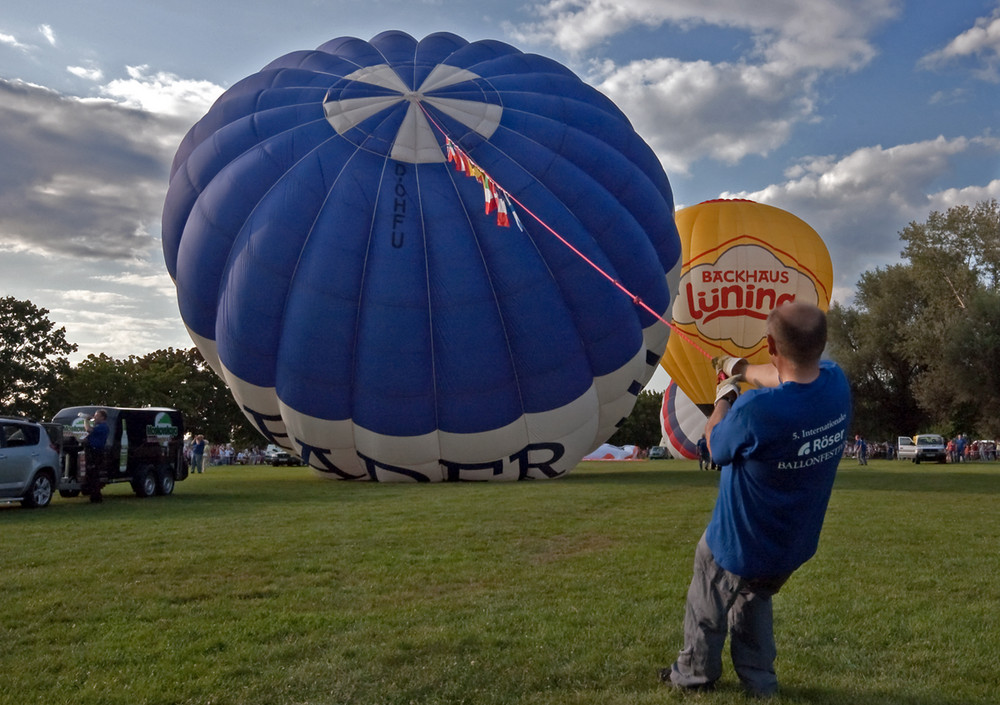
87,421,110,450
707,360,851,579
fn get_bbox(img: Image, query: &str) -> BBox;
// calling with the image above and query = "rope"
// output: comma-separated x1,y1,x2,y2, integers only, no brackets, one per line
418,105,715,363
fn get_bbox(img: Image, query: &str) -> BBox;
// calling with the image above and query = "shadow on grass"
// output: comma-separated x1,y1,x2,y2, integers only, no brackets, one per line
834,469,1000,495
779,685,969,705
562,467,720,487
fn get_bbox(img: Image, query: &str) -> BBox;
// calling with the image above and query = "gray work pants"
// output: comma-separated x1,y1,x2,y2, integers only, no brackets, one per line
668,533,790,696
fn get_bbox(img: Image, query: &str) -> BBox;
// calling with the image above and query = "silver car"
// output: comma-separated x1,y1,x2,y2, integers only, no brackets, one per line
0,417,62,508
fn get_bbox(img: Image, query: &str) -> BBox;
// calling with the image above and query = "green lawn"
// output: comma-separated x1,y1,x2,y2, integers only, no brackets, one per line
2,459,998,705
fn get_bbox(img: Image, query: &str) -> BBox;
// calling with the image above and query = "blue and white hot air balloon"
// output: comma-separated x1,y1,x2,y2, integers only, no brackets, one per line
162,31,680,482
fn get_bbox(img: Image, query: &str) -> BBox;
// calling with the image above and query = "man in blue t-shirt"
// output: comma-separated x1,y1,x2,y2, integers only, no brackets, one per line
662,302,852,698
82,409,111,504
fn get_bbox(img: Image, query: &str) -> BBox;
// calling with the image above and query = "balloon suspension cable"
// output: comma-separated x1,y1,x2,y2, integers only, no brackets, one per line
419,105,715,362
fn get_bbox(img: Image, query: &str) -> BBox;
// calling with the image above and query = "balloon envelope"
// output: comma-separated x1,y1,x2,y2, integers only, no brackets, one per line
163,31,680,482
659,199,832,406
582,443,641,461
659,377,706,460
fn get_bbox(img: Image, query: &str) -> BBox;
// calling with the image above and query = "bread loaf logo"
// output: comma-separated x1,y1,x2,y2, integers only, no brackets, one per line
146,411,179,441
673,244,820,349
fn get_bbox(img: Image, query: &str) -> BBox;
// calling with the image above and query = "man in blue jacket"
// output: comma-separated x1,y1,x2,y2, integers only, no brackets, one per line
81,409,110,504
662,302,852,697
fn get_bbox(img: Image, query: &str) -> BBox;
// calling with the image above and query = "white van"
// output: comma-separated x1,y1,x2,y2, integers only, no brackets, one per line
897,434,946,464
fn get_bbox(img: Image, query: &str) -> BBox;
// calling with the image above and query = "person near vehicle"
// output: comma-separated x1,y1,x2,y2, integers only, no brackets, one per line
80,409,110,503
955,434,967,463
191,434,206,473
661,302,852,698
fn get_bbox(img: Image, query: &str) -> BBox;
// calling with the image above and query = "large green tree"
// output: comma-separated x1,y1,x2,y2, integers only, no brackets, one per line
608,390,664,449
911,287,1000,437
55,353,141,409
0,296,77,419
899,200,1000,434
829,200,1000,438
826,265,929,438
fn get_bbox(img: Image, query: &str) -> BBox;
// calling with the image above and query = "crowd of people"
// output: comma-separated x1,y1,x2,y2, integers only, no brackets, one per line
846,435,998,462
946,436,997,462
182,440,272,471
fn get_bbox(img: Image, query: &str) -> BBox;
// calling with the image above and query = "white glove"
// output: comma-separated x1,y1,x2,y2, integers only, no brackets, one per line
712,355,746,377
715,374,745,404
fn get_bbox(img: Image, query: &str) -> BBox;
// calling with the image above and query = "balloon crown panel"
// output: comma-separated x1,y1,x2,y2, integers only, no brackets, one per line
162,31,681,482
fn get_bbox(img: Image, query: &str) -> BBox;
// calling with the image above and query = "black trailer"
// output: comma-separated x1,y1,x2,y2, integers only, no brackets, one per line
51,406,188,498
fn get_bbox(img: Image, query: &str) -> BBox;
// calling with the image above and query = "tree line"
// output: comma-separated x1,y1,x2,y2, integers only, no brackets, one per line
828,199,1000,442
0,298,254,445
3,200,997,449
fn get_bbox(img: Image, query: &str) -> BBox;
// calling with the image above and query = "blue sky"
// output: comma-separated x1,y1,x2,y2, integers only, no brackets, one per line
1,0,998,391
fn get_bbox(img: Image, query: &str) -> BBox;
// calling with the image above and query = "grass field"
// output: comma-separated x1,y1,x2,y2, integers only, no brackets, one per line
2,459,998,705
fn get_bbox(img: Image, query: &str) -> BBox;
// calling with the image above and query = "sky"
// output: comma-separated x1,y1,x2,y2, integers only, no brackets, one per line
1,0,998,392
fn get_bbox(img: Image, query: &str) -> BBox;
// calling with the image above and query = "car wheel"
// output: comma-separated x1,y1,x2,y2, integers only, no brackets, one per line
157,469,175,496
133,466,158,497
22,471,55,508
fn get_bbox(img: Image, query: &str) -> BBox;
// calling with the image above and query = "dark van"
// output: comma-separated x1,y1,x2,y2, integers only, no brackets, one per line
52,406,188,499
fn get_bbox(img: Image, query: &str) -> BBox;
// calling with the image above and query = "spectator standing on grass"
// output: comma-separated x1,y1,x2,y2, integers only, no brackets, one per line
191,434,206,473
956,434,967,463
661,302,852,699
854,435,868,465
696,435,710,471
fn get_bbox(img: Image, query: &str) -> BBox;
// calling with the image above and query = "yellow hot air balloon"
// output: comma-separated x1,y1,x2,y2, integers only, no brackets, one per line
660,199,833,407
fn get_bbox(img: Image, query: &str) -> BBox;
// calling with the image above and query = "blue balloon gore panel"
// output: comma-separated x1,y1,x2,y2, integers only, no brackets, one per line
162,31,680,482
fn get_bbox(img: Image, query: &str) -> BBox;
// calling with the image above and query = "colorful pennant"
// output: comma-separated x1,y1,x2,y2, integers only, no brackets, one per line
446,137,519,229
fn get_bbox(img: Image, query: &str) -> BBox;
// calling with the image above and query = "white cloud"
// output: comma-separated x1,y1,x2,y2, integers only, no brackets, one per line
718,135,1000,295
920,7,1000,81
927,179,1000,212
530,0,900,171
0,31,32,51
53,289,132,306
593,56,814,173
96,65,223,122
68,64,105,82
48,304,185,360
0,78,184,261
95,270,178,299
38,24,55,46
0,72,218,359
509,0,899,72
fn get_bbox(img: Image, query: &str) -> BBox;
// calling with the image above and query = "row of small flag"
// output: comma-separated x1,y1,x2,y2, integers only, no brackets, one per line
445,137,523,230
